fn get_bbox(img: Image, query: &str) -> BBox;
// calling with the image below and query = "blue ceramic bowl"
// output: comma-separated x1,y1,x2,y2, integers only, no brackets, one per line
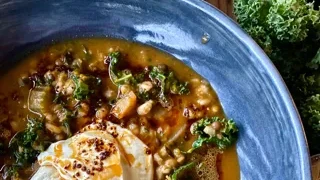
0,0,311,179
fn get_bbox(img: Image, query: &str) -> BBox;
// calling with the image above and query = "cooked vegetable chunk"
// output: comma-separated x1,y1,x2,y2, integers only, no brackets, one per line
111,91,137,119
28,86,53,114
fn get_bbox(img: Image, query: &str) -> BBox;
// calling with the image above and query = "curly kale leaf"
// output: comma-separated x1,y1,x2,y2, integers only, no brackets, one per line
309,48,320,69
234,0,273,52
71,73,101,101
2,165,19,179
301,94,320,153
9,118,49,166
149,65,189,108
234,0,320,60
190,117,238,151
108,51,140,86
167,72,190,95
149,66,189,95
149,66,171,107
108,51,121,81
235,0,320,46
71,74,90,100
235,0,320,154
267,0,320,42
137,90,151,102
298,51,320,154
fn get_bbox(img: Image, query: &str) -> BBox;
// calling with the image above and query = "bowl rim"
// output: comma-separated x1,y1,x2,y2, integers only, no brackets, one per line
184,0,311,178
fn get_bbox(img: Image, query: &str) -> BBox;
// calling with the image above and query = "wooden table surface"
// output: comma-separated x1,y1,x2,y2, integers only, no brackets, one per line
205,0,234,18
205,1,320,180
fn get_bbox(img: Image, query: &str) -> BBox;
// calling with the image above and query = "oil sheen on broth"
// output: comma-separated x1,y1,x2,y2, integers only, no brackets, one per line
0,39,239,180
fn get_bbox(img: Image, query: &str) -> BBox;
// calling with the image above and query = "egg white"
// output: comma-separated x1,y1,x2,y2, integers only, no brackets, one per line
31,122,153,180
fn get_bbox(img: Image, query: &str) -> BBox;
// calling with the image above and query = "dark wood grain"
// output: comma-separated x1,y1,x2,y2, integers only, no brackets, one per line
205,0,234,18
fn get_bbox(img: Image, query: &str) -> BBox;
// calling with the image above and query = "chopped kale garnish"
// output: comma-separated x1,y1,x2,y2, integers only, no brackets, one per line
108,52,146,86
149,66,171,108
149,65,190,108
2,165,19,179
62,120,72,138
9,118,49,166
167,72,190,95
71,74,90,100
115,69,136,85
137,91,151,102
108,52,121,80
108,52,138,85
190,117,238,151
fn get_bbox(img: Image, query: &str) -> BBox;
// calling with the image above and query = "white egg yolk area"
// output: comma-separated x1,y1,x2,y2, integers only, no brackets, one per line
31,122,153,180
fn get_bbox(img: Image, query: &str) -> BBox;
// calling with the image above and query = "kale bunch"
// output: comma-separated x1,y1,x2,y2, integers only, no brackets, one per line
234,0,320,154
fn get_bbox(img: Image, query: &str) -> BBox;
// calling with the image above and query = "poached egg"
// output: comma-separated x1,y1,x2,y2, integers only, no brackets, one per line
31,121,153,180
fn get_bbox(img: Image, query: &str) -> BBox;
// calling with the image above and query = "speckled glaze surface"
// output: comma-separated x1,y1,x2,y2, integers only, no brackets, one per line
0,0,311,179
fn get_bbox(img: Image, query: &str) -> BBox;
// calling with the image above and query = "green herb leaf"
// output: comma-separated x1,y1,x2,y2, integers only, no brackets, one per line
167,72,190,95
3,165,19,179
9,118,49,166
108,52,141,86
71,74,90,100
63,120,72,138
149,65,190,109
190,117,238,151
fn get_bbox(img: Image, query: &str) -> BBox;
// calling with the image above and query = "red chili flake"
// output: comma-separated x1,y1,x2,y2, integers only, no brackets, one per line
64,164,71,170
73,161,77,169
81,166,87,171
86,169,91,175
100,151,111,160
96,166,103,172
145,148,151,155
